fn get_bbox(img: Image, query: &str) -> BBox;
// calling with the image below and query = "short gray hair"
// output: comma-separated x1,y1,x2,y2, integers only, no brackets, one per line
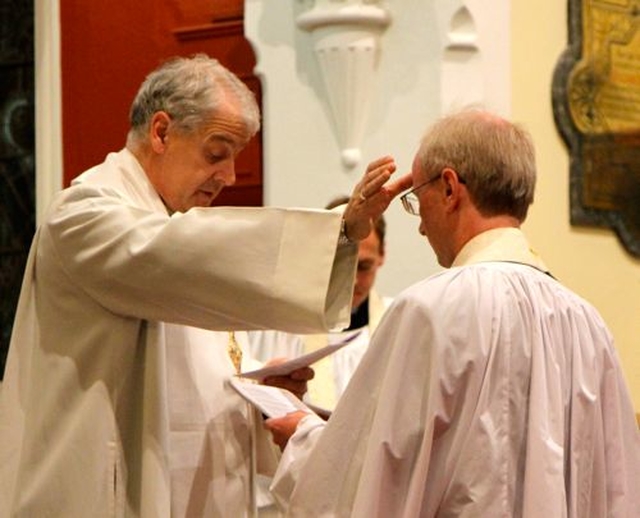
416,108,536,222
126,54,260,144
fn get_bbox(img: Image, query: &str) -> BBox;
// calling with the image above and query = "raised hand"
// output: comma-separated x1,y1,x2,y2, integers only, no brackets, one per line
343,156,413,241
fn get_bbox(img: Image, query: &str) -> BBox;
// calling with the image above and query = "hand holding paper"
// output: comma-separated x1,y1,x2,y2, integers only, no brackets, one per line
229,377,314,419
264,410,309,451
239,331,361,380
261,363,314,400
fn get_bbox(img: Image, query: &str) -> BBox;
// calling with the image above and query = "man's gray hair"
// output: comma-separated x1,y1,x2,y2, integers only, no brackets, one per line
126,54,260,145
416,108,536,222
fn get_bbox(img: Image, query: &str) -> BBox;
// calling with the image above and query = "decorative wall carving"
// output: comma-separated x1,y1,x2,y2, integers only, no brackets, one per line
553,0,640,257
296,0,391,168
442,6,482,112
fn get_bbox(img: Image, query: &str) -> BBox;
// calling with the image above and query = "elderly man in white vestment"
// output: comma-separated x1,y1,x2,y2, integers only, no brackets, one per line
0,54,412,518
267,109,640,517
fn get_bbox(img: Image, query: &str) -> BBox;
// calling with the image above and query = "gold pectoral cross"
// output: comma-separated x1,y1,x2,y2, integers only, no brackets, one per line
227,331,243,374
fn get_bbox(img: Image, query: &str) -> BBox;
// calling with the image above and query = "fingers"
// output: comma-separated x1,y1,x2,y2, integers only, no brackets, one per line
264,410,308,450
263,356,289,368
288,366,314,381
262,366,314,400
366,155,395,170
343,156,401,241
263,366,314,384
383,172,413,198
342,155,411,242
357,156,396,201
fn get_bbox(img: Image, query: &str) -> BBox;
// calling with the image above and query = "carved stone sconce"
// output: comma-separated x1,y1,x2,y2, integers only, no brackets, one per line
296,1,391,168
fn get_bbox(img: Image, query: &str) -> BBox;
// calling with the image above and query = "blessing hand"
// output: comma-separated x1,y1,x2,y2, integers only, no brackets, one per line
343,156,413,241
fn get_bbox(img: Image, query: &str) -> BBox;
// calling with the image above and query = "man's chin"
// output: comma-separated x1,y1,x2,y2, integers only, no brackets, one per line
193,191,222,208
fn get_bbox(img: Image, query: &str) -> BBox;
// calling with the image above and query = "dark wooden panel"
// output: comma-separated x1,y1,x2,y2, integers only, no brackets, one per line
0,0,35,378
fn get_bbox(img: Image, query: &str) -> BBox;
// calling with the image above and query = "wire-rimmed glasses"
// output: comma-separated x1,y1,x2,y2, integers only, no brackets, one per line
400,171,467,215
400,174,442,216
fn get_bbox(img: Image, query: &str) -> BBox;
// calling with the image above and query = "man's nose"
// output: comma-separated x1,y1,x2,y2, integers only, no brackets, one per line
218,159,236,186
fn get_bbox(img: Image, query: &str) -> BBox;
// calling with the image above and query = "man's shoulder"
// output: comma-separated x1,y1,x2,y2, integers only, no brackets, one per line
50,149,163,216
392,262,552,310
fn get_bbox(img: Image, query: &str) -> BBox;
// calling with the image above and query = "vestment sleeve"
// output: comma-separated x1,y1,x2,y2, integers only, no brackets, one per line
43,186,357,333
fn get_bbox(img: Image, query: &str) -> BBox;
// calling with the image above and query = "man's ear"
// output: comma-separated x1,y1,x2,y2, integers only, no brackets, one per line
441,167,464,215
150,111,171,152
441,167,461,197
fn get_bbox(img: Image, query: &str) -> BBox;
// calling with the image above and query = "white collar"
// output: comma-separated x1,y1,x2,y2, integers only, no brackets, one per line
452,227,549,273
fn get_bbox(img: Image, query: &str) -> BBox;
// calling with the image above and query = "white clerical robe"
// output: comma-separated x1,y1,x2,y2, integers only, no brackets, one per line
0,148,358,518
272,228,640,517
248,292,391,517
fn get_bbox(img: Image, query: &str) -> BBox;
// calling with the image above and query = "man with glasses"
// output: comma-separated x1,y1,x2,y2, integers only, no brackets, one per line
266,108,640,517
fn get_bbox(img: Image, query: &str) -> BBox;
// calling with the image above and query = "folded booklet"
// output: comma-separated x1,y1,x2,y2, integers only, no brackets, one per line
229,377,314,418
238,330,362,381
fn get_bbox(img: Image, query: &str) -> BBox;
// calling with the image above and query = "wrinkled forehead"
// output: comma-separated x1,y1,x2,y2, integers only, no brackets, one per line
199,105,254,150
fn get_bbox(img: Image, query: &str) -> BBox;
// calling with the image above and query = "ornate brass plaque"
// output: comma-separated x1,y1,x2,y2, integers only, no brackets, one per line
552,0,640,257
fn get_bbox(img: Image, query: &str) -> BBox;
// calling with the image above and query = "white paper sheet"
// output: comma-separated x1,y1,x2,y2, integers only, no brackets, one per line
239,331,361,381
229,377,314,418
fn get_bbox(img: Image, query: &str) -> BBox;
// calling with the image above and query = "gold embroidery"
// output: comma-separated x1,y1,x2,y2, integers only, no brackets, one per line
227,331,243,374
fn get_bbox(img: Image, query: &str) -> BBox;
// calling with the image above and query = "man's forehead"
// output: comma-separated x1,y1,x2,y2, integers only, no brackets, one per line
202,119,251,149
410,155,425,179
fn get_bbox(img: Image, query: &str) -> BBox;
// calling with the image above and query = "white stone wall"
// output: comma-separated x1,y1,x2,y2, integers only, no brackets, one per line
245,0,510,296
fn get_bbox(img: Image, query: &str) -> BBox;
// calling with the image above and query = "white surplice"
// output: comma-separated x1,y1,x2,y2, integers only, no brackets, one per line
248,292,391,517
273,228,640,517
0,148,358,518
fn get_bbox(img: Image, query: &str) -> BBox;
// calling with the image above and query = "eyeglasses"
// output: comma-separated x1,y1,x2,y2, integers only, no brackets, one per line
400,174,442,216
400,171,467,216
